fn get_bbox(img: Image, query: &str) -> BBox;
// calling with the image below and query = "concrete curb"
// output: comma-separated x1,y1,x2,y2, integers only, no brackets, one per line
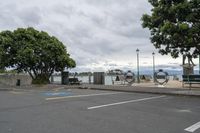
0,88,14,91
79,86,200,98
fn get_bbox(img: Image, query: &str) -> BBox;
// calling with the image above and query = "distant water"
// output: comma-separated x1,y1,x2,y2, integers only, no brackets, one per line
52,75,182,85
53,75,113,85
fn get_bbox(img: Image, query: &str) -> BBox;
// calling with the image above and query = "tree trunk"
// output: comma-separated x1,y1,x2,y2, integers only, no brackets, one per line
32,74,50,84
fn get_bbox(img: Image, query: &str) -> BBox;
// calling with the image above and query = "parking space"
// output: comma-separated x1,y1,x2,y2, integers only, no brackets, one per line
0,88,200,133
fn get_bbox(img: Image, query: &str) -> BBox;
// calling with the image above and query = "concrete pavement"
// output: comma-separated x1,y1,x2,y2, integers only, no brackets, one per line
0,88,200,133
1,80,200,97
80,81,200,97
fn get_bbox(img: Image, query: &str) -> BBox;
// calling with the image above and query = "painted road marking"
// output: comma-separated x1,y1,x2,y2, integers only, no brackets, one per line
88,95,166,110
52,87,65,91
46,92,123,100
43,92,72,96
185,121,200,132
10,91,25,94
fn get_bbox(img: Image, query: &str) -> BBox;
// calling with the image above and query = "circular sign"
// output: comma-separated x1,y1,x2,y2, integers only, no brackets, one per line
125,71,135,83
155,69,169,85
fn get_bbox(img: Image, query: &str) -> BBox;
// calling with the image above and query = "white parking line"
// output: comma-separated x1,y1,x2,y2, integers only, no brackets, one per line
46,92,123,100
185,121,200,132
88,95,166,110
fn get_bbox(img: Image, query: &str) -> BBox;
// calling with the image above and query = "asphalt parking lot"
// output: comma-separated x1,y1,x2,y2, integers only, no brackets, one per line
0,88,200,133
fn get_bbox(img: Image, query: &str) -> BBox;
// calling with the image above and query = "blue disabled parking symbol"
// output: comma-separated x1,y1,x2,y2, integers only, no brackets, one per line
43,91,72,97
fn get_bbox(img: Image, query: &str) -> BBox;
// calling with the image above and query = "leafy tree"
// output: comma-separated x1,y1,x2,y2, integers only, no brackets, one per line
141,0,200,60
0,31,14,70
0,27,76,84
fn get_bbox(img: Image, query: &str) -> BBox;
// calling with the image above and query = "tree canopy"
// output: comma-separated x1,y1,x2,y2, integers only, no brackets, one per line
0,27,76,84
141,0,200,59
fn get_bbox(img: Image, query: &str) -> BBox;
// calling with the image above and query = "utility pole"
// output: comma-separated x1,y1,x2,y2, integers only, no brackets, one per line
152,52,155,82
136,48,140,83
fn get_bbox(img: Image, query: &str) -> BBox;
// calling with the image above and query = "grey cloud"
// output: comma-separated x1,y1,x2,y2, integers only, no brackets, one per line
85,0,131,8
1,0,179,72
46,0,153,63
18,7,42,26
168,62,180,65
107,63,118,67
0,4,42,31
0,4,19,29
53,5,76,17
155,64,182,70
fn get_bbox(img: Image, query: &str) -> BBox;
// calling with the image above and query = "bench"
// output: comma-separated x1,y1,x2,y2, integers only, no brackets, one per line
182,75,200,88
68,78,81,85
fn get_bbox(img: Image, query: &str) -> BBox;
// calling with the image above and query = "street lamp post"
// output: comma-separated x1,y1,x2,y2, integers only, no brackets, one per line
136,49,140,83
152,52,155,83
198,54,200,74
199,54,200,74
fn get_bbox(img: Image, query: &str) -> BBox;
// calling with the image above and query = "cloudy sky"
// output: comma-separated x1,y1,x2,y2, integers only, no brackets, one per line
0,0,199,72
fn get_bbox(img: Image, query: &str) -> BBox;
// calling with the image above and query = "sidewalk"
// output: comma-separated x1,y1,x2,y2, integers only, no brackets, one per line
80,80,200,97
0,84,80,91
0,84,16,91
1,81,200,97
